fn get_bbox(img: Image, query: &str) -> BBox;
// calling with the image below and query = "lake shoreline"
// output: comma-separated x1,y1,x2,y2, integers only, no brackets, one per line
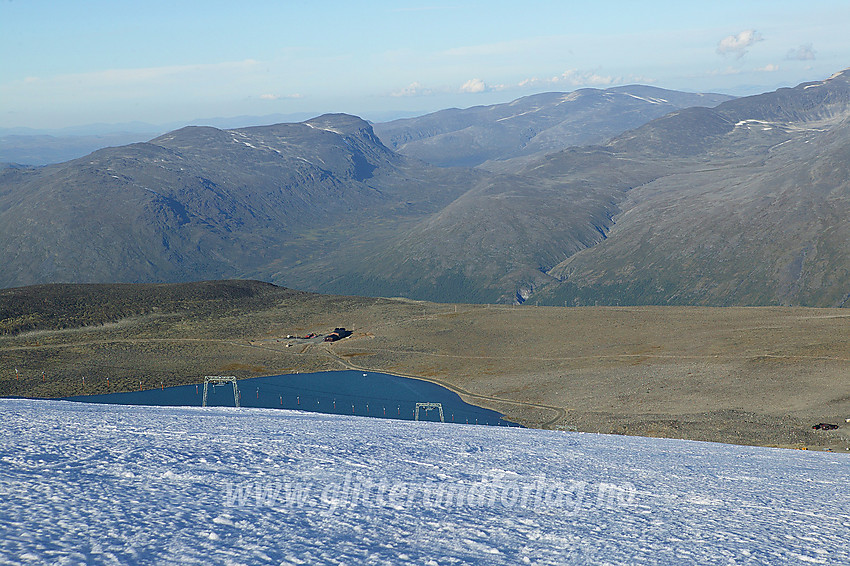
61,370,519,428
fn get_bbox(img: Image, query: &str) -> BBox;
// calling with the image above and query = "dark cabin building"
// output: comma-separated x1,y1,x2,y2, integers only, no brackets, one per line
324,327,351,342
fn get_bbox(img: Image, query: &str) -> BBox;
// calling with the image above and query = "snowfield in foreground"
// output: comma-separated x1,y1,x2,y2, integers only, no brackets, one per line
0,399,848,565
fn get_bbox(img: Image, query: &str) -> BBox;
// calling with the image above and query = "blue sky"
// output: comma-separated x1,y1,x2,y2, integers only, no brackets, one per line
2,0,849,129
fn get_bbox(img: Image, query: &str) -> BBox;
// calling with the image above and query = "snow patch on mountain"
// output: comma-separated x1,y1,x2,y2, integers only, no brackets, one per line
304,122,343,135
619,93,669,105
496,108,542,122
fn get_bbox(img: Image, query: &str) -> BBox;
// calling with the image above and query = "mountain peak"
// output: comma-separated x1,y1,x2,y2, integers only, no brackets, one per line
301,113,394,165
303,113,372,136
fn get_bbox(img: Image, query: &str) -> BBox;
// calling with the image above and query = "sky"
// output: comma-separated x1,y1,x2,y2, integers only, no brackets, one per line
2,0,849,130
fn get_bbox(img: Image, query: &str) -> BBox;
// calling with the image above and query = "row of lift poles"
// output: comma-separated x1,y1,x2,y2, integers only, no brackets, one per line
200,375,445,422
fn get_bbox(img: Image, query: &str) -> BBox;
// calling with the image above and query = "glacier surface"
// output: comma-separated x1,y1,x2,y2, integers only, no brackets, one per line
0,398,848,565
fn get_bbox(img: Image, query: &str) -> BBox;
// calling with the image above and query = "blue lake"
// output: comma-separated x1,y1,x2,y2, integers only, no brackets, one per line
64,370,517,427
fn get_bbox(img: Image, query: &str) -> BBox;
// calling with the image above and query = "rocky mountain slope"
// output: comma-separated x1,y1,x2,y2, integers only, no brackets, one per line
2,70,850,306
333,68,850,305
0,114,481,289
373,86,733,168
534,68,850,306
312,149,669,303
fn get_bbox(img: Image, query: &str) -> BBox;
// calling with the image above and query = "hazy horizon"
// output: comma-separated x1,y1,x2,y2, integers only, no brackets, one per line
2,0,849,130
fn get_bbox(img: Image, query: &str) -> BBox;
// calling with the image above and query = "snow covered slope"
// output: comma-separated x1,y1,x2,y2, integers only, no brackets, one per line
1,399,848,565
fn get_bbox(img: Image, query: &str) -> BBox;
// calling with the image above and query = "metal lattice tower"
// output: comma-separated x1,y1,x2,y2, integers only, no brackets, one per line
202,375,240,408
414,402,444,422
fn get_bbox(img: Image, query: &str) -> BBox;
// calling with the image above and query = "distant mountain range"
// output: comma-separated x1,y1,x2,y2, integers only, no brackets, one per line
0,87,731,167
373,86,733,169
3,69,850,307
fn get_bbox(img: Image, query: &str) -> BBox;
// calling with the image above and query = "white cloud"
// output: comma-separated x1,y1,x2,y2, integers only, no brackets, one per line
756,64,779,72
0,58,273,127
706,66,744,77
518,69,635,90
260,93,303,101
4,59,263,97
98,59,261,84
558,69,617,86
716,30,763,58
460,78,488,93
786,43,816,61
391,81,432,97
